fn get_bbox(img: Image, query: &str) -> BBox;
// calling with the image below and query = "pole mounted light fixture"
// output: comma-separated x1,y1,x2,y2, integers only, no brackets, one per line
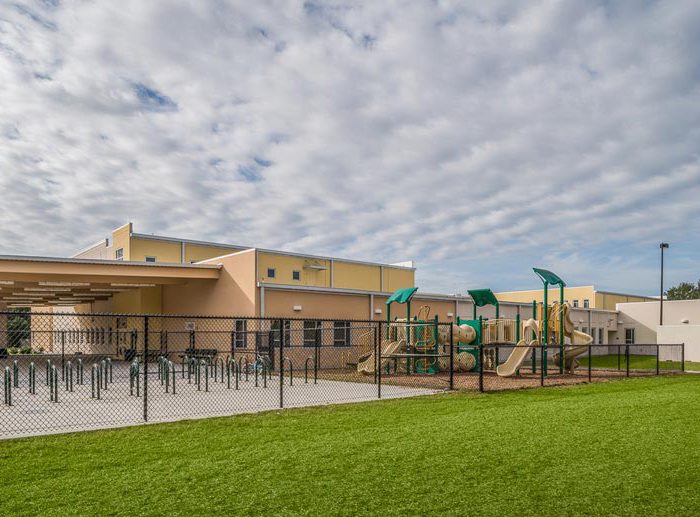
660,242,669,326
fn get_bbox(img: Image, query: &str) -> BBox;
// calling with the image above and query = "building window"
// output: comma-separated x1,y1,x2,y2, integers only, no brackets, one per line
598,328,604,345
625,328,635,344
115,248,124,260
583,299,590,308
333,321,351,347
292,270,301,281
234,320,247,349
145,256,156,263
572,299,579,308
303,320,319,347
267,268,276,279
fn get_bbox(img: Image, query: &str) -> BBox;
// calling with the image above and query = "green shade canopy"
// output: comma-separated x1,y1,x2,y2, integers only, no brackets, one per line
533,268,566,287
386,287,418,305
467,288,499,308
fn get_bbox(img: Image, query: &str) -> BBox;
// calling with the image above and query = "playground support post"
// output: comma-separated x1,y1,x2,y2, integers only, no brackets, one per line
531,301,537,374
543,280,548,377
559,284,564,375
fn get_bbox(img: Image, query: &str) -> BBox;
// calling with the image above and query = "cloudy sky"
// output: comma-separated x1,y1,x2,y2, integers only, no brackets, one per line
1,1,699,295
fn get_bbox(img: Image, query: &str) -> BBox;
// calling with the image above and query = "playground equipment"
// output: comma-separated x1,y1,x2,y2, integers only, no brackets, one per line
357,287,478,375
495,268,593,377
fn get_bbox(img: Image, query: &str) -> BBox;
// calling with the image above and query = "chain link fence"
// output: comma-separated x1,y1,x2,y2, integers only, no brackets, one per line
0,311,686,437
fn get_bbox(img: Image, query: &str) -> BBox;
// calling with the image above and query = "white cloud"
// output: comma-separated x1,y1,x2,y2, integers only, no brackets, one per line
1,0,699,295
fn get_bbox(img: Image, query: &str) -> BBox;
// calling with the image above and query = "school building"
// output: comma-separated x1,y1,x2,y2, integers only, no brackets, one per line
0,222,691,357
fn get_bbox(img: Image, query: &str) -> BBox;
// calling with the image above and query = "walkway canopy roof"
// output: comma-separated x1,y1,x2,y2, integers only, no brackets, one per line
0,255,220,308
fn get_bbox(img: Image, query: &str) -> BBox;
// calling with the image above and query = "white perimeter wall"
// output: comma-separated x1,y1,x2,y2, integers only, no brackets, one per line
657,325,700,363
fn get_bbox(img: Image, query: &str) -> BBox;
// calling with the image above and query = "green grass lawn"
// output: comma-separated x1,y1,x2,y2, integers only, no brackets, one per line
578,353,699,371
1,376,699,516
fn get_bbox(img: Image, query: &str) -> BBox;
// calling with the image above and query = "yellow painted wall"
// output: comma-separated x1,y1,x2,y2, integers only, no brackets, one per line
111,286,163,314
257,252,330,287
129,238,181,263
185,244,245,263
595,292,654,311
333,262,381,291
496,287,596,307
111,223,132,260
382,267,415,292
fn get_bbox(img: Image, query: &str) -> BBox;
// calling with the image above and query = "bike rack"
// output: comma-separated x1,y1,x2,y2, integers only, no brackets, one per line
304,357,317,384
64,361,73,392
49,365,58,403
45,359,52,386
100,360,108,390
214,357,225,383
4,366,11,406
77,358,84,385
91,364,101,399
130,359,140,396
284,357,294,386
13,360,19,388
28,362,36,395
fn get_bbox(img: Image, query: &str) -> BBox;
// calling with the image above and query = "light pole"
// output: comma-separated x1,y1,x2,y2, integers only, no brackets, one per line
660,242,669,325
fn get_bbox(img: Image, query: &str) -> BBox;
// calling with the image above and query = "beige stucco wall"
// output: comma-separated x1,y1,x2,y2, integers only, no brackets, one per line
162,249,256,316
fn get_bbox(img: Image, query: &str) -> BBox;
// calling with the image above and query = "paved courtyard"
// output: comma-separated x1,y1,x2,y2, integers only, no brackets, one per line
1,361,439,439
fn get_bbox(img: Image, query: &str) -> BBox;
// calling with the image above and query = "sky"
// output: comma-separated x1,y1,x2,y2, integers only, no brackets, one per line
1,1,699,295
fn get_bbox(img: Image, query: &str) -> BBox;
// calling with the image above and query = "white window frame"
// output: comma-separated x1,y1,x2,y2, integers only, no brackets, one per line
583,299,590,308
625,328,635,345
572,299,579,308
333,321,351,347
115,248,124,260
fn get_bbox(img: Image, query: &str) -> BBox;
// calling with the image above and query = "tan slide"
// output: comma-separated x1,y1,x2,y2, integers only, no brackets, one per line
551,329,593,373
357,339,405,374
496,318,539,377
496,339,539,377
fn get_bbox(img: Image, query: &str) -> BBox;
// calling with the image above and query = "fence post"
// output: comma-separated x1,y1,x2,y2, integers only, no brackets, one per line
625,344,630,377
449,323,454,391
377,322,382,399
617,344,621,371
314,323,319,384
540,344,545,387
143,316,149,422
478,344,484,393
373,323,378,386
656,344,660,376
681,343,685,372
279,319,284,409
588,345,592,382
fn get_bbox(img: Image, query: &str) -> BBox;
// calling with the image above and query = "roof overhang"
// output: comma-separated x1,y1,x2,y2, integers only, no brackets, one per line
0,255,220,307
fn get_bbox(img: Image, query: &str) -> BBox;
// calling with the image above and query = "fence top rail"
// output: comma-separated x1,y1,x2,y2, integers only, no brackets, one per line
0,311,455,325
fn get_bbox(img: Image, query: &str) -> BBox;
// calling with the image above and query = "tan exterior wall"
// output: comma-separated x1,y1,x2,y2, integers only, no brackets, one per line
257,252,331,287
334,262,381,291
163,250,257,316
595,292,654,310
73,240,113,260
265,290,369,320
496,286,596,308
185,244,245,263
110,286,163,314
129,238,181,263
382,267,415,292
111,223,132,261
